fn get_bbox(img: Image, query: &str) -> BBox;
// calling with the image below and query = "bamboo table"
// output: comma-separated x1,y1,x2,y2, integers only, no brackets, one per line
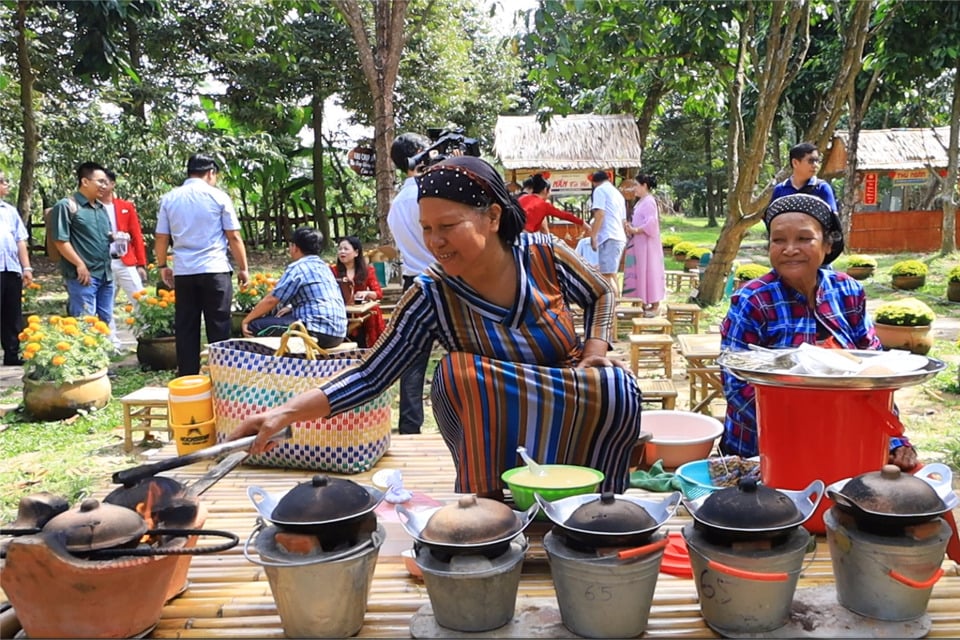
677,333,724,415
346,300,381,333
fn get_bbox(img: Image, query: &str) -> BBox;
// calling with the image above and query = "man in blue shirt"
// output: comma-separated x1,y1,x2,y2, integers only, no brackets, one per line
156,153,250,376
771,142,838,213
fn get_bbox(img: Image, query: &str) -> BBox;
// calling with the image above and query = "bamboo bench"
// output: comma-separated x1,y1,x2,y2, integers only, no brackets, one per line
637,378,678,410
628,334,674,379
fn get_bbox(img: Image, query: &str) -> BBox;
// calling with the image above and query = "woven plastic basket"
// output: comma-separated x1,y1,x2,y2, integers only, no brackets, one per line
675,459,723,500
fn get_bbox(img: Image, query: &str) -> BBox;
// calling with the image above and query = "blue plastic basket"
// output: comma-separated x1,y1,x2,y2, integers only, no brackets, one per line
675,459,723,500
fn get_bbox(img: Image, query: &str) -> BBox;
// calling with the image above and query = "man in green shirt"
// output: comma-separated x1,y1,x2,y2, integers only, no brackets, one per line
50,162,115,324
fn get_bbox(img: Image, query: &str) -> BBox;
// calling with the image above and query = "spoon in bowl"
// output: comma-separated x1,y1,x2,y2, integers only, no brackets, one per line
516,446,547,477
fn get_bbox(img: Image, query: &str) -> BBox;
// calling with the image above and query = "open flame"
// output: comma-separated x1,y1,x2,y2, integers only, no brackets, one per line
135,481,163,543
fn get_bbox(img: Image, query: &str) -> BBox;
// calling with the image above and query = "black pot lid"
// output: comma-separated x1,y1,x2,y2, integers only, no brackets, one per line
267,475,383,525
536,492,681,538
564,492,657,533
41,498,147,552
421,495,520,544
830,464,947,517
696,477,801,530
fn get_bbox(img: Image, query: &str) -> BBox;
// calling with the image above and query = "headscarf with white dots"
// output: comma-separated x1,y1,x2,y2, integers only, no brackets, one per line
416,156,526,244
764,193,845,265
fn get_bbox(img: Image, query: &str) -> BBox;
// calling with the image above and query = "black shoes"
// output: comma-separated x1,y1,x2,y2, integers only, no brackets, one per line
3,357,24,366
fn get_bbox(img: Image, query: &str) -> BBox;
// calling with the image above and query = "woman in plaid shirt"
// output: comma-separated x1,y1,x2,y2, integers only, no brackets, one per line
720,194,916,471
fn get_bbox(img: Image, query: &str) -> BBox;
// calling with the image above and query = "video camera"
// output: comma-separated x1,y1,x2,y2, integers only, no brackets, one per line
408,127,481,171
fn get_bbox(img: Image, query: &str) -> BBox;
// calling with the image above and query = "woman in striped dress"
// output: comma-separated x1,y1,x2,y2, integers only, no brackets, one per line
229,156,644,495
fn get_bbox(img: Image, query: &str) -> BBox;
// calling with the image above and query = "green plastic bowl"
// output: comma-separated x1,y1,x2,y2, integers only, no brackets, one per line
501,465,605,512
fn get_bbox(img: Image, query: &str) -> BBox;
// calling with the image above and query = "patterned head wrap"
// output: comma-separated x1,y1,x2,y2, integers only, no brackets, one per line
417,156,526,244
764,193,844,265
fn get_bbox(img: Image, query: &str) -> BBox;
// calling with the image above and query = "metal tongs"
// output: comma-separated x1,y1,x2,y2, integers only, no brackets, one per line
111,426,293,487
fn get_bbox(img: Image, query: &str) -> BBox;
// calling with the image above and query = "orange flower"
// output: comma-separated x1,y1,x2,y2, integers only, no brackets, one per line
83,336,97,347
51,355,66,366
27,314,40,324
55,341,71,351
125,317,135,325
124,304,134,313
48,315,62,325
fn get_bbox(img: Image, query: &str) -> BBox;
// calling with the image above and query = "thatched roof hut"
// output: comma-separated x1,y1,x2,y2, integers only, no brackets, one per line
824,126,950,174
493,114,643,170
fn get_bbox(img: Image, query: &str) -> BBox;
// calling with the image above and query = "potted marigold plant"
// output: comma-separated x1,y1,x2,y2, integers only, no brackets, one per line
20,280,42,325
889,260,928,290
946,265,960,303
128,288,177,370
671,241,696,261
19,315,113,420
661,233,682,257
734,263,770,289
232,272,277,336
844,255,878,281
873,297,936,355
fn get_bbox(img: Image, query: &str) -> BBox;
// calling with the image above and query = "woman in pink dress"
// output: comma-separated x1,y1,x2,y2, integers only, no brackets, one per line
622,174,666,316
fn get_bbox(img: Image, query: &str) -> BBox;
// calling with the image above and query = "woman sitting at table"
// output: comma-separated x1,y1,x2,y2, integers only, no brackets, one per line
228,156,643,496
720,193,916,470
332,235,386,348
240,227,347,349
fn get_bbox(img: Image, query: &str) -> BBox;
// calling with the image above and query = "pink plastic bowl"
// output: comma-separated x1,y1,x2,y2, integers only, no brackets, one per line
639,410,724,469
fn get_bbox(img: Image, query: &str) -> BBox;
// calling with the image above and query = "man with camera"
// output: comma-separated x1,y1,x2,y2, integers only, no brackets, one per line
387,133,434,435
50,161,116,325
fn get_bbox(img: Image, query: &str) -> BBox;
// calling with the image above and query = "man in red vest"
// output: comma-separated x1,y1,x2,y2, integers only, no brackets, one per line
101,168,147,348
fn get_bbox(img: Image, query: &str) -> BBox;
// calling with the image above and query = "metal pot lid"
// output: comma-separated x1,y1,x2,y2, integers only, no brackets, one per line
397,499,538,551
536,491,680,539
420,495,519,544
828,464,947,517
260,475,384,526
41,498,147,552
692,477,816,533
565,492,658,533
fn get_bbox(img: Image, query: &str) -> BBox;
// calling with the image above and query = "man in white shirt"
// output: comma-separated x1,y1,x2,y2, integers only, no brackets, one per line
155,153,249,376
386,133,433,435
588,170,627,295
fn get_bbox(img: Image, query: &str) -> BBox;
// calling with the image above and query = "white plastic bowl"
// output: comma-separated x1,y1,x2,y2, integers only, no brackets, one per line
639,410,724,469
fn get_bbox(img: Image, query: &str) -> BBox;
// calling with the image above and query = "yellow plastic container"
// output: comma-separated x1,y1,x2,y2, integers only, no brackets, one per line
172,418,216,455
167,375,214,426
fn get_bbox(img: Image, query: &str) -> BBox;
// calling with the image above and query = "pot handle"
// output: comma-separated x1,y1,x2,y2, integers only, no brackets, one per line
706,559,789,582
888,567,944,590
913,463,953,493
616,536,669,560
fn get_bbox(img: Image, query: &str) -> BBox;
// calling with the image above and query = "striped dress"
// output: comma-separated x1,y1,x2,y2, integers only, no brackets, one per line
320,233,643,494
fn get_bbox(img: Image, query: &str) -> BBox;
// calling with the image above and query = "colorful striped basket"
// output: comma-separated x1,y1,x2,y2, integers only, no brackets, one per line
207,324,391,473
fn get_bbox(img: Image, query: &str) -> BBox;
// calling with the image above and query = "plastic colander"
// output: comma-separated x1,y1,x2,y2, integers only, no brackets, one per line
674,459,723,500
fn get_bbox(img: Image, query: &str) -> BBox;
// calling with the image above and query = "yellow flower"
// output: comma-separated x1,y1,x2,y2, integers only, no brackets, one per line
25,342,41,353
27,315,40,324
61,317,78,326
84,315,99,324
83,336,97,347
31,332,45,341
63,326,81,337
23,351,35,360
51,355,66,366
49,315,62,325
55,341,71,351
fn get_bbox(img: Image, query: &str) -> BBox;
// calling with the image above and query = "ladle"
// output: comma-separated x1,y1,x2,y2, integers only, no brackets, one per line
516,446,546,477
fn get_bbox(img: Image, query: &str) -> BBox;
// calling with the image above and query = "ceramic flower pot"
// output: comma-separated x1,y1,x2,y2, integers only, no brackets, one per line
891,275,925,290
947,281,960,303
845,266,875,281
683,257,701,273
231,311,246,337
137,336,178,371
22,368,112,421
872,323,933,355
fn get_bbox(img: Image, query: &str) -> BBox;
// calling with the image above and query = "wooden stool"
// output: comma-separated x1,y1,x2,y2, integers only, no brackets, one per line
664,270,700,292
614,305,650,337
637,378,678,410
628,334,674,378
667,303,702,334
619,297,646,307
120,387,171,452
632,317,672,335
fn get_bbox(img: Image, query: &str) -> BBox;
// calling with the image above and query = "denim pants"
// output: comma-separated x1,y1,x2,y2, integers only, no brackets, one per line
65,275,115,325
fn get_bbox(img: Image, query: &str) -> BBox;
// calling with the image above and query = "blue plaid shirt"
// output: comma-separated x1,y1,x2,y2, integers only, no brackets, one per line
272,255,346,338
719,268,881,456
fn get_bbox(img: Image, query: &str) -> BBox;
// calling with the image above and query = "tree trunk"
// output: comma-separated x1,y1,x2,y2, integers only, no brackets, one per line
311,92,331,249
703,120,717,227
15,1,38,229
334,0,409,242
940,57,960,255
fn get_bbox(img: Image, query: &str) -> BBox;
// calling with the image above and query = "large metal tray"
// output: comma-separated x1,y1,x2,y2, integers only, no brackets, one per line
718,349,947,390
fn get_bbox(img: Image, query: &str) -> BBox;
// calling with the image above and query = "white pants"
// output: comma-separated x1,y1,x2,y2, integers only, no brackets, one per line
109,259,144,347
